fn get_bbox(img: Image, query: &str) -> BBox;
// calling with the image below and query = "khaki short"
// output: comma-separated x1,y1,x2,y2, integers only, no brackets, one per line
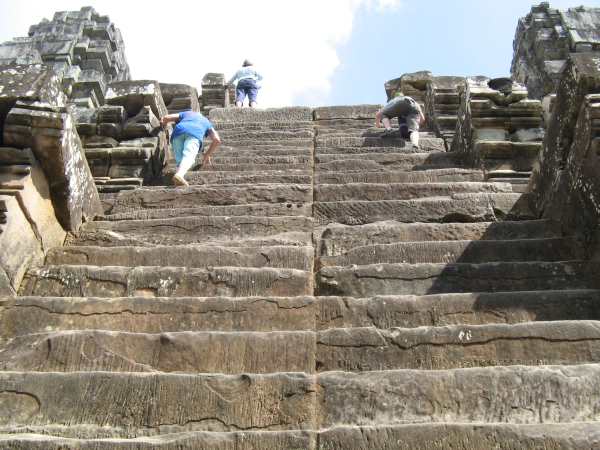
382,97,420,131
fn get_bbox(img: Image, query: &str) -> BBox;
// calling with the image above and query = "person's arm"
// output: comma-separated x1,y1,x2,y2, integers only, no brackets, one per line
227,70,240,86
202,128,221,167
160,113,180,127
417,104,425,125
375,110,383,128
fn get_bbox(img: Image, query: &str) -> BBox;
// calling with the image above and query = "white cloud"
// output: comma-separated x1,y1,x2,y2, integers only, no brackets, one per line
0,0,402,107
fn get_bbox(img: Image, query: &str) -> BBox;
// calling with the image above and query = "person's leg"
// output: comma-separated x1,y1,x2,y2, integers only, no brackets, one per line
171,134,185,167
248,80,258,108
382,116,392,130
174,135,200,183
406,114,420,148
235,84,246,107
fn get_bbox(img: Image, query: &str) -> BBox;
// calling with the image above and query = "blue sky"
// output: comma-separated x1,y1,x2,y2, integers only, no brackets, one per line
0,0,598,106
326,0,599,105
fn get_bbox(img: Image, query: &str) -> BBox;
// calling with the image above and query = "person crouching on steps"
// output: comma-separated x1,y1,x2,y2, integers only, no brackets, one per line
375,93,425,148
228,59,263,107
161,111,221,187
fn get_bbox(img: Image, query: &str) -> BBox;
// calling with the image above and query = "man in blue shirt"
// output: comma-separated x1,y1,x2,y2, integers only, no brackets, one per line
228,59,263,107
160,111,221,186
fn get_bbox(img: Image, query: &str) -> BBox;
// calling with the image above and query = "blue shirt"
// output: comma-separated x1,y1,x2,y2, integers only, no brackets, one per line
171,111,213,141
228,67,263,85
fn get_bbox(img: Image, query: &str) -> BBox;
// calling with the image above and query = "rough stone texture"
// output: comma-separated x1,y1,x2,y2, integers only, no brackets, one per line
105,81,167,120
317,261,599,296
4,102,102,230
512,3,600,99
425,76,464,148
451,76,543,182
384,71,432,106
0,64,66,144
21,265,313,297
317,365,600,427
529,53,600,257
210,107,314,124
0,372,317,432
0,7,130,107
159,83,200,114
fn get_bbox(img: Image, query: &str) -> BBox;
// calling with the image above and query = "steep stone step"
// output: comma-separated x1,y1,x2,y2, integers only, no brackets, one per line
2,423,600,449
316,168,485,184
317,321,600,371
314,193,534,225
316,290,600,330
203,162,311,172
316,135,445,152
317,220,560,256
2,365,600,433
317,261,599,296
319,423,600,450
209,155,311,165
2,290,599,336
216,130,315,141
0,330,317,373
214,138,314,148
2,321,600,373
317,365,600,427
315,182,512,202
101,203,312,221
108,184,312,214
216,146,311,156
318,237,583,266
0,431,316,449
185,170,311,185
316,152,460,172
0,372,316,433
21,265,313,297
70,216,314,247
47,245,314,271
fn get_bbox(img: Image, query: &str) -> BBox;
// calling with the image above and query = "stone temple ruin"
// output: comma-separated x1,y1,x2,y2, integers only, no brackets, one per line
0,2,599,448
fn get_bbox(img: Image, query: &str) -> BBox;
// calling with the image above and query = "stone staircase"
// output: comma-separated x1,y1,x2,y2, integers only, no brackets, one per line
1,105,600,449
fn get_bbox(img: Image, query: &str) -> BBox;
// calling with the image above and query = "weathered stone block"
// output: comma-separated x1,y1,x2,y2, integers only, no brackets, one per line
4,102,102,230
105,80,167,119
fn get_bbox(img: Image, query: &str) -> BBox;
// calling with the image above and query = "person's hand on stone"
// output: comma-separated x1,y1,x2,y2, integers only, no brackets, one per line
202,154,212,168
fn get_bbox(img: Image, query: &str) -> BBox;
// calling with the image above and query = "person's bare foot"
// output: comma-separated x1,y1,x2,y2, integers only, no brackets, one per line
172,174,189,187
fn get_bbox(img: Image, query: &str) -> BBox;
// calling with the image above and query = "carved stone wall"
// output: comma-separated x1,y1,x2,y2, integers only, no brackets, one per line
529,53,600,255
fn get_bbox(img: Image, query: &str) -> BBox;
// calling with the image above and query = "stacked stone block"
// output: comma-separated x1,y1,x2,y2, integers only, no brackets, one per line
452,76,544,191
425,75,464,149
200,72,229,115
512,2,600,99
0,6,131,107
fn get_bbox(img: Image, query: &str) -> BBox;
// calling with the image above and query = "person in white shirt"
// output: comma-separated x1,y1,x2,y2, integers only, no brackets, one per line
228,59,263,107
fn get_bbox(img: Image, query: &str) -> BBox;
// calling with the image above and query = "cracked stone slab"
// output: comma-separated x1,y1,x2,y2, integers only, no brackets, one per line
316,168,485,184
319,423,600,450
314,193,532,225
0,371,316,432
70,216,314,247
0,296,319,335
20,265,313,297
316,261,600,296
317,364,600,427
101,203,313,221
318,237,583,266
316,152,460,172
108,184,312,213
47,244,314,271
0,430,316,449
315,321,600,371
2,321,600,373
317,220,560,256
314,182,512,202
